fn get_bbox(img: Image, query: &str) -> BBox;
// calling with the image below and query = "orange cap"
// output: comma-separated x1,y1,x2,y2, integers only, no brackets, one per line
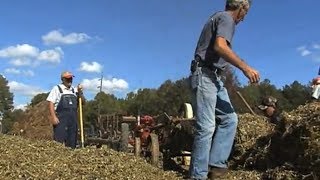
61,71,75,78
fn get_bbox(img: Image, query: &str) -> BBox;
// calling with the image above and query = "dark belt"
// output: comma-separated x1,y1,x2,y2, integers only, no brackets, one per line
197,60,223,75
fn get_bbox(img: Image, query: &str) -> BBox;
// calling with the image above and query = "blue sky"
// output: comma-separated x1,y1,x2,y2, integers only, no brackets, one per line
0,0,319,109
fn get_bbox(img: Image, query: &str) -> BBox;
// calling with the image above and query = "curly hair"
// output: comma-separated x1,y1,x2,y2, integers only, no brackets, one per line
225,0,252,10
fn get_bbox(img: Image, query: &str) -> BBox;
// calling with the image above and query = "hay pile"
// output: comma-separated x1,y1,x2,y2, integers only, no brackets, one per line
230,102,320,179
0,135,181,180
5,101,320,179
272,102,320,178
231,113,274,169
11,101,53,140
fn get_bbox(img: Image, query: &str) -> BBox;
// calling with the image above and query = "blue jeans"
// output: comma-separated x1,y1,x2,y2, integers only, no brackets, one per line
189,67,238,179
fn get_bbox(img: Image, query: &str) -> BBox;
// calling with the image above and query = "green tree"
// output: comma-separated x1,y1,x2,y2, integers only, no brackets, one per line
258,79,280,97
238,79,280,114
281,81,311,111
222,66,244,113
157,79,191,116
95,92,123,114
82,92,124,129
30,92,49,107
83,100,99,128
81,75,313,129
5,109,25,132
10,109,24,120
0,75,14,133
128,88,159,115
124,91,137,115
238,83,261,113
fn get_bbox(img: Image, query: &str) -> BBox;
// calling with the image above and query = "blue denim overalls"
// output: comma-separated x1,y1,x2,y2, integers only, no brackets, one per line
53,85,78,149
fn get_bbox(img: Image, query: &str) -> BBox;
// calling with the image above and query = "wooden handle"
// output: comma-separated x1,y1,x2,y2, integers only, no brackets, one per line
236,91,256,115
79,97,84,148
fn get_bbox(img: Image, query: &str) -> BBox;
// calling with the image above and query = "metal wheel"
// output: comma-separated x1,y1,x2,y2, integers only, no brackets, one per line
148,133,160,166
134,137,141,157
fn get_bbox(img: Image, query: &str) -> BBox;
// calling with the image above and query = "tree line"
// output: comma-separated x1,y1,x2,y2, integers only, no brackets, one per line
0,68,313,133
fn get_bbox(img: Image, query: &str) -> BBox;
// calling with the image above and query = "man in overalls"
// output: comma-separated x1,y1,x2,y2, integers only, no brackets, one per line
47,71,84,148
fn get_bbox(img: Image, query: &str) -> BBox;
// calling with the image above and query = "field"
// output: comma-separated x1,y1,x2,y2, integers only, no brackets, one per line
6,101,320,179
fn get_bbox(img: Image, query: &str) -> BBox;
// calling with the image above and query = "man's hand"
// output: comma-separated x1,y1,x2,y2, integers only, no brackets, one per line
51,115,60,125
77,84,83,95
242,65,260,84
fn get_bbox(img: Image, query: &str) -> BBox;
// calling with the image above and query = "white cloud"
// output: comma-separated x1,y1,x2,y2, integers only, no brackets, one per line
0,44,39,58
296,46,305,51
297,44,320,63
14,104,27,111
5,68,34,76
8,81,46,97
4,68,20,74
37,47,63,63
10,58,32,66
78,61,103,73
23,70,35,77
81,77,129,94
301,50,311,56
0,44,63,66
313,44,320,49
296,46,311,56
311,54,320,63
42,30,91,45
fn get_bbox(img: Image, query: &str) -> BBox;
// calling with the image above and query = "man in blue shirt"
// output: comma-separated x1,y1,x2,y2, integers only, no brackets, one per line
189,0,260,179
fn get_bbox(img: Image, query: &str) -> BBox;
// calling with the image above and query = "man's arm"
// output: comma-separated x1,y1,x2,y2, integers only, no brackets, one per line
214,37,247,70
46,86,59,125
48,101,59,125
214,37,260,83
